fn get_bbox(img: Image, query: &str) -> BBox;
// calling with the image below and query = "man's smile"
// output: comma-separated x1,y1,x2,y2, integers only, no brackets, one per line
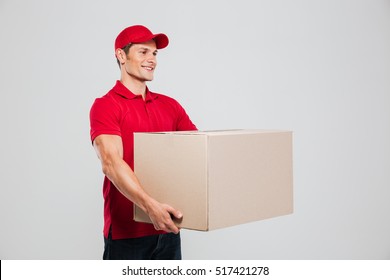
142,66,154,71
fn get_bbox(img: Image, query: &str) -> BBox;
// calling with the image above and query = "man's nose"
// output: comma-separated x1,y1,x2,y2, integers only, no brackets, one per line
147,54,156,63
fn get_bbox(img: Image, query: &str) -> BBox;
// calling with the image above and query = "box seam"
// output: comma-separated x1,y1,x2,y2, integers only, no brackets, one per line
206,134,210,231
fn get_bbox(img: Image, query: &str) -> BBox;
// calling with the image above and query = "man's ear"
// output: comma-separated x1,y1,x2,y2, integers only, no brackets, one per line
116,49,126,64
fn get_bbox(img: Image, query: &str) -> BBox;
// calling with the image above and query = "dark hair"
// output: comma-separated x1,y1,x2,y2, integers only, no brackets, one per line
116,43,133,68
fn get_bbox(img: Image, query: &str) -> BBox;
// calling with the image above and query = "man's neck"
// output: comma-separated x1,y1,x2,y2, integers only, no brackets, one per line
120,75,147,99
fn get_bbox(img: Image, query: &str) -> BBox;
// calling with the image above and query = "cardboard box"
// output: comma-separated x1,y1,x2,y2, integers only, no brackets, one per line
134,129,293,231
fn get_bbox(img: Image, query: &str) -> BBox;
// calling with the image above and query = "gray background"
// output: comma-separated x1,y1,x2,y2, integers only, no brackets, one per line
0,0,389,259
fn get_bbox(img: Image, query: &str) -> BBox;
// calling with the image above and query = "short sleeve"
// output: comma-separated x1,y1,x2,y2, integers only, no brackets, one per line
174,100,198,131
89,96,122,143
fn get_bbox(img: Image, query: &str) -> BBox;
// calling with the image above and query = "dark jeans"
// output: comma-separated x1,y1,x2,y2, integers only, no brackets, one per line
103,231,182,260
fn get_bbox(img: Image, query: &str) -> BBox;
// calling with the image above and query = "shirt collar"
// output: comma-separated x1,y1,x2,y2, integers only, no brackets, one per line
112,80,158,101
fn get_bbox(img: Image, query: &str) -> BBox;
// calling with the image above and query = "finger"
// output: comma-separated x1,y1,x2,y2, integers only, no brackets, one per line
156,222,178,234
152,223,161,231
173,210,183,219
168,223,180,234
165,205,183,220
162,215,180,234
152,216,178,233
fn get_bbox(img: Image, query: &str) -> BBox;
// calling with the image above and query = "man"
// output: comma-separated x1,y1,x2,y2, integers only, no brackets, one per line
89,25,197,260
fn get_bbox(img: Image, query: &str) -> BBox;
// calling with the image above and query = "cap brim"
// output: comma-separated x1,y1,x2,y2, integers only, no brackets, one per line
129,33,169,49
153,33,169,49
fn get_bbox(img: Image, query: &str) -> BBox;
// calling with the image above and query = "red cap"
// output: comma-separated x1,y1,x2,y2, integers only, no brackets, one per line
114,25,169,51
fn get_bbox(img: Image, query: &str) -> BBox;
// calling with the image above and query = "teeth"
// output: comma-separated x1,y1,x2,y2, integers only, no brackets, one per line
144,66,153,70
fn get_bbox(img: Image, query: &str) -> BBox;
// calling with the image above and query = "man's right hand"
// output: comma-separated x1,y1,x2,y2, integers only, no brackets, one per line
145,198,183,234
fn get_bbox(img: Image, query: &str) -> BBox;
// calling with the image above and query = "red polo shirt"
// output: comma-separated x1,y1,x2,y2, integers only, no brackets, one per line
90,80,197,239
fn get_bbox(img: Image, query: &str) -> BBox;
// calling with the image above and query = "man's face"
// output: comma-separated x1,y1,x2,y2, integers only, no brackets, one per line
123,40,158,82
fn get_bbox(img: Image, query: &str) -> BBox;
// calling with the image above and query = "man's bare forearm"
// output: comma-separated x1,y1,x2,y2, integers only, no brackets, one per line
93,134,181,233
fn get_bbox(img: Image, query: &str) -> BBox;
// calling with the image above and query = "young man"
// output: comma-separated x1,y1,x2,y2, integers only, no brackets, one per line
89,25,197,260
